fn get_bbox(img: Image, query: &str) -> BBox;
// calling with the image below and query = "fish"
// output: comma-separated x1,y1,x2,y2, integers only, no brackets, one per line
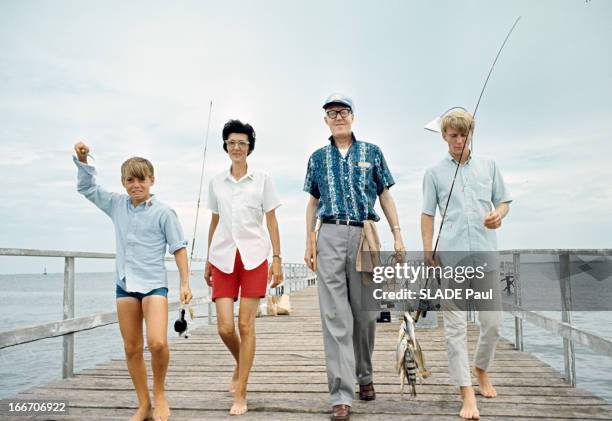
396,312,431,396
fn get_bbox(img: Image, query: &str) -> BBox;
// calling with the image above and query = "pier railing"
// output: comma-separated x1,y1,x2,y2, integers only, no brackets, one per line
499,249,612,387
0,248,316,378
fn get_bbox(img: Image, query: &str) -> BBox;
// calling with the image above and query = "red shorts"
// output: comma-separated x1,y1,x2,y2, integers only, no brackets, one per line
210,250,268,301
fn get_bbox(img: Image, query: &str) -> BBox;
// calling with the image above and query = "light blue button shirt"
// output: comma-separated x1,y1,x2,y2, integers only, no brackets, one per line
422,154,512,269
74,156,188,293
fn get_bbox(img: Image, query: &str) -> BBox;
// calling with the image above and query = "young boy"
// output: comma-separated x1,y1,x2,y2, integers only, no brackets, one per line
421,110,512,420
74,141,192,421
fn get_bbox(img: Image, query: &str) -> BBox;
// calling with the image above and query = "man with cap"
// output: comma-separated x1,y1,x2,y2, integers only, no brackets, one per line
303,93,405,420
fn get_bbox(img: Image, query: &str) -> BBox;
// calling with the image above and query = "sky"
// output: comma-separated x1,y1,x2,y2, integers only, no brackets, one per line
0,0,611,274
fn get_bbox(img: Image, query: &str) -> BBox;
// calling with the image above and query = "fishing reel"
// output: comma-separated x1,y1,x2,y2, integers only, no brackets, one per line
414,275,441,322
174,306,194,338
415,298,441,321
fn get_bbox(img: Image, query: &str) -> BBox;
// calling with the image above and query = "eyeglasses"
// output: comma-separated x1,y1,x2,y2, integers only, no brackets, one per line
225,140,250,149
325,109,352,119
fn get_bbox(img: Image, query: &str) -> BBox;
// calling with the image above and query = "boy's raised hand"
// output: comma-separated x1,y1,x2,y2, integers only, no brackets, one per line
74,141,89,163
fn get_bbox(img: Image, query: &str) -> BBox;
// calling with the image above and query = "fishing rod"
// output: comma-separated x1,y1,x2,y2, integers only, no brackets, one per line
415,16,522,322
189,100,213,274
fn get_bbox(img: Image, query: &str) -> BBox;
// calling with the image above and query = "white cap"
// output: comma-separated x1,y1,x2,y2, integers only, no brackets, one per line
424,106,468,133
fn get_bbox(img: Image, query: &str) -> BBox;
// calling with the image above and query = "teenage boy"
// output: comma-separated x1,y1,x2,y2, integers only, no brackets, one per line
421,110,512,420
74,141,192,421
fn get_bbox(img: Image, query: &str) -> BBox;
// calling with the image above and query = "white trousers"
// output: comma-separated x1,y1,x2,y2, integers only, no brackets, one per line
442,270,502,386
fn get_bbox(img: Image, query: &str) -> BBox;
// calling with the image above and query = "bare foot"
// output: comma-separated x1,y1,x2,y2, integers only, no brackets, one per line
129,403,153,421
229,391,248,416
474,366,498,398
459,386,480,420
152,394,171,421
229,365,239,393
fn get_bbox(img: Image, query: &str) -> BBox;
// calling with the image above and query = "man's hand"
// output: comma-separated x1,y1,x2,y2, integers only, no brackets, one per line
180,284,193,305
268,258,283,288
484,210,502,229
394,237,406,262
304,246,315,271
74,141,89,163
204,261,212,287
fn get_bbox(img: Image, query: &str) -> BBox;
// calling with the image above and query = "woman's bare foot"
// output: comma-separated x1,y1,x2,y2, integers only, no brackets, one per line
474,366,498,398
459,386,480,420
229,366,239,393
229,390,248,416
152,394,170,421
129,403,153,421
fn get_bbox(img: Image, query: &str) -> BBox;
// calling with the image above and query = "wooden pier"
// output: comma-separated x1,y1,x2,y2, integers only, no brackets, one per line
7,286,612,420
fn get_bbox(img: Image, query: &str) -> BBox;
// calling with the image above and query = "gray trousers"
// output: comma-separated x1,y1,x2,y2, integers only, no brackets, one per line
442,270,503,386
316,223,378,406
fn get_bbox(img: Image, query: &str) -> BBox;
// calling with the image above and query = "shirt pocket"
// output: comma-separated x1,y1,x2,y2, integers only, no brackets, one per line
352,163,373,191
240,188,264,223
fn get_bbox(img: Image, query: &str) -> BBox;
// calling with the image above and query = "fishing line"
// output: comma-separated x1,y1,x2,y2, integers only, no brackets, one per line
189,100,213,272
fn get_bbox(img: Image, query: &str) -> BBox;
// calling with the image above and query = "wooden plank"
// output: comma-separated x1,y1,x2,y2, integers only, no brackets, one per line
0,297,209,349
8,285,612,420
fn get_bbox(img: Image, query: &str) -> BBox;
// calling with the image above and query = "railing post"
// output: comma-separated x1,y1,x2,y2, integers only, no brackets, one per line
62,256,75,378
559,252,576,386
513,252,523,351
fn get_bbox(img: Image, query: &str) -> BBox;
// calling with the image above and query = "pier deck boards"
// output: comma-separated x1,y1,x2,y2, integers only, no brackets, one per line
10,287,612,420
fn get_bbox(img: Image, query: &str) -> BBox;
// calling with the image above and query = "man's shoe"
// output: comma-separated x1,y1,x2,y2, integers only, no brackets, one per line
331,404,350,420
359,382,376,401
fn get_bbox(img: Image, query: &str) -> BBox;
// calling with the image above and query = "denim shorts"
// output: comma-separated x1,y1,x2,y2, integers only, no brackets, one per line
115,284,168,300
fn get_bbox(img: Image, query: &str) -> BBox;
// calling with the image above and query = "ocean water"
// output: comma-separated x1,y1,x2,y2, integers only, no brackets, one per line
0,271,210,399
1,271,611,402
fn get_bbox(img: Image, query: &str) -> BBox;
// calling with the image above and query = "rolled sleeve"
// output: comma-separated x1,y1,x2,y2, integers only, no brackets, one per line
303,155,320,199
263,173,282,212
374,148,395,194
422,169,438,216
163,209,188,254
491,161,512,207
73,155,120,218
206,179,219,214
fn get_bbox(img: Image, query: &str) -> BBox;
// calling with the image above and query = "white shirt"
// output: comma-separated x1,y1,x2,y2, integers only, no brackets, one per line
207,168,281,273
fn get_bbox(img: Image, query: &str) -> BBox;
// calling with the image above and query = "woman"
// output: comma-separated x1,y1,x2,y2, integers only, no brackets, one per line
204,119,283,416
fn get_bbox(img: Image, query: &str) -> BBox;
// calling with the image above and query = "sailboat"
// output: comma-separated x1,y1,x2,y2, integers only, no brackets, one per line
43,267,47,275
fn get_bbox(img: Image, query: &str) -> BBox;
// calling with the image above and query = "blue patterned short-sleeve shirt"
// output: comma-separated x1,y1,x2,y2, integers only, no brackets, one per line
303,135,395,222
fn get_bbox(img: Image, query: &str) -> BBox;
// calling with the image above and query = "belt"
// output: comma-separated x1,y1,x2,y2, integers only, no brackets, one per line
322,218,364,227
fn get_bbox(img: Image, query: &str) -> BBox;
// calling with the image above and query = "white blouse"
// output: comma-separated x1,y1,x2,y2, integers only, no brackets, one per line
207,168,281,273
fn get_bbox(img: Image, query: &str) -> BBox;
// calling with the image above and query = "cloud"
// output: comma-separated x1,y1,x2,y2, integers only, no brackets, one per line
1,0,611,273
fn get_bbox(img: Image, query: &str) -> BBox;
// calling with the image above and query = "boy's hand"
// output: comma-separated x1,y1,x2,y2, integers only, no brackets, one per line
424,250,439,268
180,284,192,305
204,261,212,287
74,141,89,163
268,258,283,288
484,210,502,229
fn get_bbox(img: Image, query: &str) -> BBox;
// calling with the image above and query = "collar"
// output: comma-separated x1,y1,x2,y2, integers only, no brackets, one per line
328,132,357,147
446,151,473,165
130,194,155,209
225,166,255,183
